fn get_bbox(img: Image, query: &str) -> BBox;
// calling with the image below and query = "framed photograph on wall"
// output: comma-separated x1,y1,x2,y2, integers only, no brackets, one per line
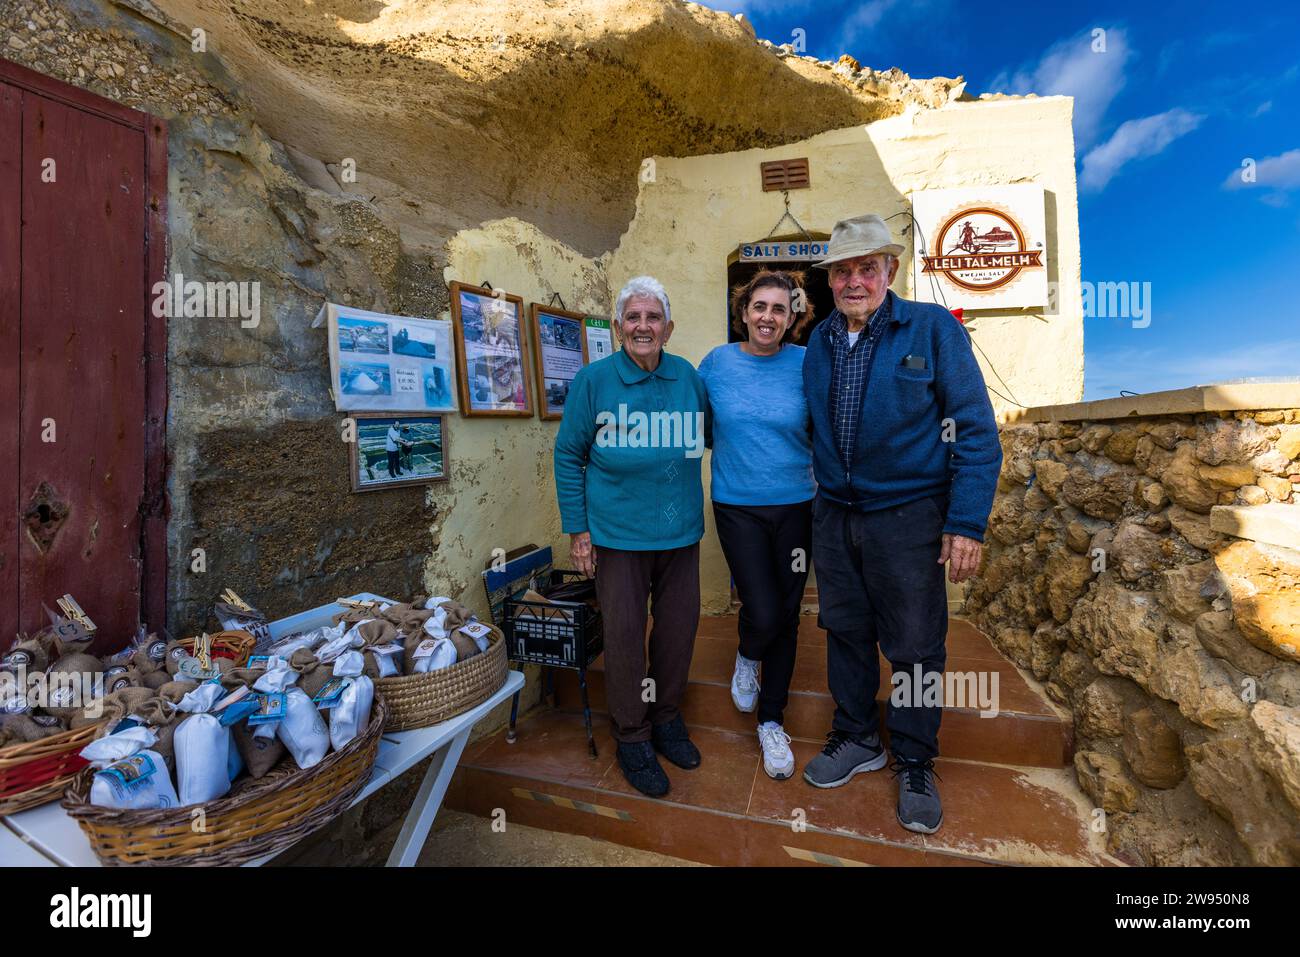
529,303,590,420
449,282,533,417
320,302,458,413
349,413,449,492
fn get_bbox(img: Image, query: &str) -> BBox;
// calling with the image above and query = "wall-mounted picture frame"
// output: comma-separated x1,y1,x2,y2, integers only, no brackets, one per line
349,413,449,492
529,303,590,420
320,302,458,413
449,282,533,417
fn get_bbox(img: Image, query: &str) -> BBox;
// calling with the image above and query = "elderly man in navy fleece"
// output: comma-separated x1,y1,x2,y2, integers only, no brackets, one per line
800,213,1002,835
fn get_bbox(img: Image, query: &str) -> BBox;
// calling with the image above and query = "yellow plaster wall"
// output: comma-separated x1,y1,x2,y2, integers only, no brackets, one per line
443,95,1084,613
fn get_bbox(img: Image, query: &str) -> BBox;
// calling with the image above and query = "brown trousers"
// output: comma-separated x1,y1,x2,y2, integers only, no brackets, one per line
594,542,700,743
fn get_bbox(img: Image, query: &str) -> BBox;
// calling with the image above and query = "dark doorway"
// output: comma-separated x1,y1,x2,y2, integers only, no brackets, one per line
725,240,834,347
0,58,168,652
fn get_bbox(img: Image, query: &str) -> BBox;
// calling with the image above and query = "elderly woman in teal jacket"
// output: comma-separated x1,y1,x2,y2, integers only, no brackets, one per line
554,276,709,799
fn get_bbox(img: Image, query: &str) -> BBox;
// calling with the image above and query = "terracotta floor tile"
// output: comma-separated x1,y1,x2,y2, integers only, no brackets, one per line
468,709,615,788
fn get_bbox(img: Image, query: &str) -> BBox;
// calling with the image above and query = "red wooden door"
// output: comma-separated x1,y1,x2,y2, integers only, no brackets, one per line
0,83,20,648
1,60,167,653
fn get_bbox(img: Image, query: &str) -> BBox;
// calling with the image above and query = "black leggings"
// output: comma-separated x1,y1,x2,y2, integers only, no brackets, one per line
712,499,813,725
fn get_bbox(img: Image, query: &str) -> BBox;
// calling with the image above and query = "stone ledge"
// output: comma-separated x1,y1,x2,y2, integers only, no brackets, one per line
1211,503,1300,551
1002,381,1300,425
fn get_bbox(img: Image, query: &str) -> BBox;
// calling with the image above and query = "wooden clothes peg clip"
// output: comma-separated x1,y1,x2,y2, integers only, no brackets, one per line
219,589,254,612
56,594,96,633
337,597,381,611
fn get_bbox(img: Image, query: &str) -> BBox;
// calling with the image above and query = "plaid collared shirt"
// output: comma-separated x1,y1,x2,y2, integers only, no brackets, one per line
827,291,893,474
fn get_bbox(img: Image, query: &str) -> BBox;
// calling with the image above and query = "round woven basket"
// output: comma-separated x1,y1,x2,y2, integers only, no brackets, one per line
0,721,106,815
375,626,508,731
179,630,256,667
60,696,388,866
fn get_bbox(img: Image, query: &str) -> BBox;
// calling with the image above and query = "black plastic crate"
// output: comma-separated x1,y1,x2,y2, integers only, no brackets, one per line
503,570,603,669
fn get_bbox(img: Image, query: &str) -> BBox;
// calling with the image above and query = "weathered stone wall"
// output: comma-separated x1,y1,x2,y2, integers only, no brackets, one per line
968,401,1300,865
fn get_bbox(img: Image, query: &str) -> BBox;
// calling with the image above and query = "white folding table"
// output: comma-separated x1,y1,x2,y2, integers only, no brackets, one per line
1,593,523,868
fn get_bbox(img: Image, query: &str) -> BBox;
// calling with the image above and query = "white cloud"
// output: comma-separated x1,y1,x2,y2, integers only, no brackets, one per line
839,0,903,50
1079,108,1204,191
989,27,1132,147
1223,148,1300,191
1252,100,1273,117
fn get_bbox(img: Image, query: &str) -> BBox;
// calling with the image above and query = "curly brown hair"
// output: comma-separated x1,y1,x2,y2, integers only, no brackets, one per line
729,269,815,343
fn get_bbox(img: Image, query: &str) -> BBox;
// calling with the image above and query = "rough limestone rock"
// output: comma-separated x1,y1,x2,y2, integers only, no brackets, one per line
1198,462,1256,492
1214,541,1300,662
1110,519,1170,582
1104,429,1139,464
1150,636,1249,729
1065,519,1092,554
1146,421,1192,451
1194,611,1281,677
1023,483,1052,512
987,489,1036,546
1136,477,1169,511
1249,701,1300,813
1063,467,1135,522
1078,676,1145,739
999,426,1039,490
1162,444,1218,513
1168,505,1225,551
1079,425,1113,455
1067,578,1164,687
1186,735,1300,865
1157,558,1225,623
1122,707,1186,789
1033,459,1068,503
1074,750,1139,813
1030,621,1066,680
143,0,960,255
1045,545,1096,622
1259,474,1293,502
1277,425,1300,461
1196,416,1271,466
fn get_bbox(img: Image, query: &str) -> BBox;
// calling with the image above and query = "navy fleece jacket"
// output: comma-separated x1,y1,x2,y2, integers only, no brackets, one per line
802,295,1002,541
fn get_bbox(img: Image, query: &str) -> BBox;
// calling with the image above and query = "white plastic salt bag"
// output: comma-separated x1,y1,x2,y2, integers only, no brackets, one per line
328,650,374,751
254,668,329,768
410,636,456,673
82,725,179,811
174,682,233,805
268,621,344,659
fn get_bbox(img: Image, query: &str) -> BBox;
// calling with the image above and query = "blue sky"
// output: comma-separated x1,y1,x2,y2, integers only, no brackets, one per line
701,0,1300,400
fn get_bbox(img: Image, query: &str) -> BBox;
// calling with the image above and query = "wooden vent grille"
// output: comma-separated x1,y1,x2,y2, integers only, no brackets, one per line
761,158,810,191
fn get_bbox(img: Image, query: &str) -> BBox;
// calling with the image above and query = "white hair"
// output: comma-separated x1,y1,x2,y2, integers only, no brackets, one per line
614,275,671,326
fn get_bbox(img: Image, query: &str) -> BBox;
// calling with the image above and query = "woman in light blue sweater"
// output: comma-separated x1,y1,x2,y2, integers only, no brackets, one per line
697,270,815,780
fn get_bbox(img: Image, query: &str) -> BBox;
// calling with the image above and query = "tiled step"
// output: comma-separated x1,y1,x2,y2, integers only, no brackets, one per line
446,709,1112,867
552,616,1071,768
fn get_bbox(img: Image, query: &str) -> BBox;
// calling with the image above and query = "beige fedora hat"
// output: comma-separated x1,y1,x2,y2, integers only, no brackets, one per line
812,213,904,269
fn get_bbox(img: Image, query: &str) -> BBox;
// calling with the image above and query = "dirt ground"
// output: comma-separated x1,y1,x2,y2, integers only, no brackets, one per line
399,809,705,867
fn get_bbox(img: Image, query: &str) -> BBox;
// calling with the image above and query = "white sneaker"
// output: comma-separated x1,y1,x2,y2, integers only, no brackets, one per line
758,722,795,780
730,652,760,713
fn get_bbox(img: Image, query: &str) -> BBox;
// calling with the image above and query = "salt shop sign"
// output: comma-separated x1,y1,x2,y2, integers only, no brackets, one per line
738,239,831,262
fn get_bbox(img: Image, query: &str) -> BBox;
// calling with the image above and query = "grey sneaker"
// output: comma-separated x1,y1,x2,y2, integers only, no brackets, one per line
892,758,943,833
802,730,888,788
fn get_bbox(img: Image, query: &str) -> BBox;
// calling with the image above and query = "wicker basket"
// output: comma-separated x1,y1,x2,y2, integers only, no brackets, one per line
178,630,256,667
61,696,388,866
375,626,508,731
0,721,106,815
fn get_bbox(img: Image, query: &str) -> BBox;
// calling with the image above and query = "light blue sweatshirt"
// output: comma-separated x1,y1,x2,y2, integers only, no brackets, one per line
697,343,815,506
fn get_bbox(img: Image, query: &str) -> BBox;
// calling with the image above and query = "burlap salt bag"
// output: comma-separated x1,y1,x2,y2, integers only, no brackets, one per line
43,652,104,721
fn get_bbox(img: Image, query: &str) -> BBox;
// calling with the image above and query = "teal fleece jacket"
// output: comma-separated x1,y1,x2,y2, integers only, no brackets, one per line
554,348,709,551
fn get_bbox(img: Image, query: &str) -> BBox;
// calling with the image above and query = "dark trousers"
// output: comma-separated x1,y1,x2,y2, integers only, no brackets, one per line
811,492,949,762
594,542,700,743
386,450,402,476
712,499,812,726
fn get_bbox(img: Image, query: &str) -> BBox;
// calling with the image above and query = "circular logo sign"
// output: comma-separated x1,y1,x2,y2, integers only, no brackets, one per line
921,206,1043,292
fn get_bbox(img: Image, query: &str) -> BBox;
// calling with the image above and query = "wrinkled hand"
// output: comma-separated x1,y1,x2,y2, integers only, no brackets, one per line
570,532,597,578
939,533,982,584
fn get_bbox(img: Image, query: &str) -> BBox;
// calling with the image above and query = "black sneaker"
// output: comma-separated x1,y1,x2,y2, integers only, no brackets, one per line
802,729,888,788
892,757,943,833
650,715,701,770
616,741,670,798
